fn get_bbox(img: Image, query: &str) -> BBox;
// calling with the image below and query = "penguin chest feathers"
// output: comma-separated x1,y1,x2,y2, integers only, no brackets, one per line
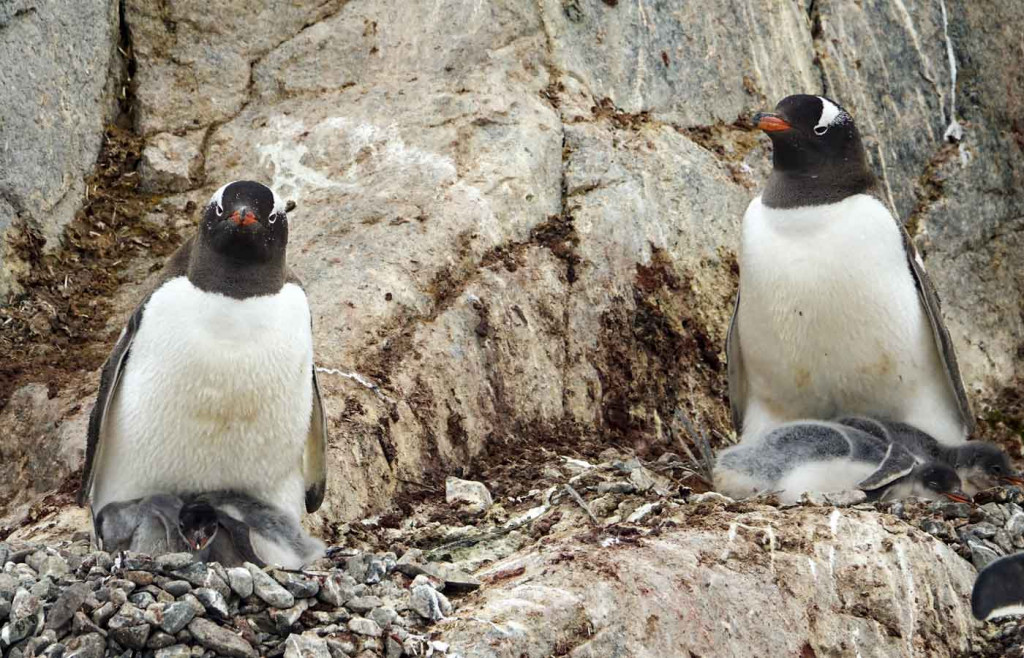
738,194,941,417
94,277,314,515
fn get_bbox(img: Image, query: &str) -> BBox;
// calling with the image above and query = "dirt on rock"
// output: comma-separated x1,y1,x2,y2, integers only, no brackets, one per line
0,127,185,411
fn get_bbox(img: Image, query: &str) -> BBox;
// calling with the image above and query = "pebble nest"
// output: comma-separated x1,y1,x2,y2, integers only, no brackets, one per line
0,537,476,658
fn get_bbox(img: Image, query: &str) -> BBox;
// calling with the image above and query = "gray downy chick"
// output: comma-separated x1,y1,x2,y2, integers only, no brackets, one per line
835,416,1022,494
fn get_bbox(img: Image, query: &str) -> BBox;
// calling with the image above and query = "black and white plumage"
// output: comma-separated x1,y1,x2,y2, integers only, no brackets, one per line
835,416,1022,494
79,181,328,529
714,420,969,504
972,553,1024,621
726,94,974,446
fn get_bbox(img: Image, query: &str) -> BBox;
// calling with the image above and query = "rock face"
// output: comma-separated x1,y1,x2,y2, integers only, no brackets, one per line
0,0,119,296
2,0,1024,652
440,504,978,657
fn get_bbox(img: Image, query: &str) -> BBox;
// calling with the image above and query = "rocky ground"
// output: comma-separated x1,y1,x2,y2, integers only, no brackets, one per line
8,446,1024,657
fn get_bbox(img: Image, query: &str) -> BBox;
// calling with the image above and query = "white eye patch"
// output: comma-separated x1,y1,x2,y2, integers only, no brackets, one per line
209,181,234,215
814,97,844,135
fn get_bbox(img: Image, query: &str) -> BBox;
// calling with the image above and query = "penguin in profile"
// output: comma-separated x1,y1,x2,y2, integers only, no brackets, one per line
726,95,974,445
79,181,328,528
715,420,970,504
178,491,326,569
973,553,1024,621
835,416,1023,494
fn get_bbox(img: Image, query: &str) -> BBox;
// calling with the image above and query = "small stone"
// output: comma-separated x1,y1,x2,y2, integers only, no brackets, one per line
30,577,60,602
170,564,230,599
162,580,193,597
417,562,480,593
628,467,656,492
179,593,207,618
226,568,253,599
42,642,68,658
91,601,117,627
194,588,230,619
156,601,198,634
270,599,310,633
108,602,146,630
318,573,356,607
72,610,104,636
596,482,636,495
47,582,92,630
157,554,196,572
110,623,151,649
148,630,177,649
130,590,157,609
273,571,320,598
188,618,256,658
64,632,106,658
409,585,446,622
0,600,10,623
347,617,381,637
11,588,41,620
368,606,397,630
345,596,382,614
0,574,18,601
326,638,356,658
385,636,403,658
445,476,494,511
1,614,37,645
26,552,69,579
969,539,1003,570
155,646,193,658
247,563,295,609
125,570,155,587
363,559,385,585
284,634,331,658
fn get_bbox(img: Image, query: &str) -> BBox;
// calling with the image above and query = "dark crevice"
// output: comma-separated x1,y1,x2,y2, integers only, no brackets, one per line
808,0,830,96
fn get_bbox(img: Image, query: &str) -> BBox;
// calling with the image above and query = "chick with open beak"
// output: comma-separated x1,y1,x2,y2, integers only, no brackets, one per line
177,502,220,553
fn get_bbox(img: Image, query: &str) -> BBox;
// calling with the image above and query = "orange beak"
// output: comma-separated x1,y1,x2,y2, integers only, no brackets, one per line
1002,475,1024,486
229,209,259,227
754,112,792,132
944,491,972,504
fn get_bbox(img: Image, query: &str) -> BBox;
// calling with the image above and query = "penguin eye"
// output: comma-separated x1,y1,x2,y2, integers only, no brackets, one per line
268,213,279,225
814,125,828,136
215,204,224,217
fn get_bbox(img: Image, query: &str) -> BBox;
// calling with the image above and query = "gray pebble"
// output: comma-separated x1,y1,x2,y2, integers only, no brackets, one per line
0,574,18,601
270,599,310,633
170,564,230,599
108,579,138,594
188,617,256,658
345,596,382,614
46,582,92,630
284,633,331,658
969,539,1004,570
368,606,398,630
11,588,41,620
64,632,106,658
147,630,177,649
162,580,192,597
110,623,151,649
326,638,356,657
409,585,448,622
0,600,10,623
27,552,69,579
31,576,60,602
2,613,38,645
347,617,381,637
247,564,295,609
156,554,195,572
318,573,356,607
385,635,404,658
153,601,197,635
71,610,104,636
129,590,157,609
155,645,193,658
90,601,116,627
194,588,230,619
273,571,320,598
226,568,253,599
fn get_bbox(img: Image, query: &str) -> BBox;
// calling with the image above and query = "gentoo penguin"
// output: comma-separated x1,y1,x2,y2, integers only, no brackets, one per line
726,94,974,445
715,420,969,504
972,553,1024,621
836,416,1023,494
94,494,189,555
178,490,326,569
79,181,328,528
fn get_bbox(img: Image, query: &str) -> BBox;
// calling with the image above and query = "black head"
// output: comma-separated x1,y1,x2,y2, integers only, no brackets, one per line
915,463,971,503
199,180,288,262
755,94,875,208
953,442,1024,493
178,502,220,552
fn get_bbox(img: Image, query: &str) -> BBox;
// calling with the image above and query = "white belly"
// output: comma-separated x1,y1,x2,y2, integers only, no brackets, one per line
91,277,314,520
737,194,962,444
